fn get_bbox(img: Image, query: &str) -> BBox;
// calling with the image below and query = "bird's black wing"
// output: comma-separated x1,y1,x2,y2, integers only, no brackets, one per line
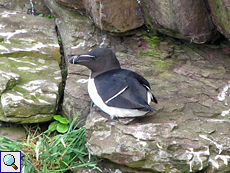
94,69,156,111
130,71,158,104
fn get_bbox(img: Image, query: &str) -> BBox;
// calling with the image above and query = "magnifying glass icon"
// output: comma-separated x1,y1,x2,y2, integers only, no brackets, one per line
3,154,18,170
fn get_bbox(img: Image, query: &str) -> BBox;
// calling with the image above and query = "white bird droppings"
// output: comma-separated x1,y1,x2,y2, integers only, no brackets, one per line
0,11,17,18
199,134,223,154
77,79,88,83
221,109,230,116
186,147,209,172
217,82,230,102
0,29,27,44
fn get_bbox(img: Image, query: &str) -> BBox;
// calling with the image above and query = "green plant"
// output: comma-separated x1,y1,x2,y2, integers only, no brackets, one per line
62,68,68,74
57,36,62,42
48,115,70,133
46,14,53,19
0,113,101,173
90,101,94,109
38,14,53,19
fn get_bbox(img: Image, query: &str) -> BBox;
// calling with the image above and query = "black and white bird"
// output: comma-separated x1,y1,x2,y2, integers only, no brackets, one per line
69,48,157,119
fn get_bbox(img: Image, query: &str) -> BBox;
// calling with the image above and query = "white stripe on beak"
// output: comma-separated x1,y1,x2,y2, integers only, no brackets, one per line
73,56,79,64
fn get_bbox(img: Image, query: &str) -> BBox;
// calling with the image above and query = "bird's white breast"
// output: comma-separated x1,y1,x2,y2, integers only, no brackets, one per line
88,78,148,119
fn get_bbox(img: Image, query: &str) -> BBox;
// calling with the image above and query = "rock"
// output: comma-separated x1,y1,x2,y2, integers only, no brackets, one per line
207,0,230,41
54,0,221,43
0,9,62,123
54,0,144,33
141,0,218,44
0,0,50,15
0,127,26,141
56,0,85,11
84,0,144,33
45,0,96,126
73,158,147,173
46,0,230,172
85,42,230,172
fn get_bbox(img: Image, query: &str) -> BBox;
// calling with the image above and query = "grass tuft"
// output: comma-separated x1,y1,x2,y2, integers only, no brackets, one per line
0,112,101,173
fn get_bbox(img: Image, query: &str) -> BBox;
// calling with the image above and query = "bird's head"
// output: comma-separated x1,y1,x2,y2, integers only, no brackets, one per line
69,48,121,77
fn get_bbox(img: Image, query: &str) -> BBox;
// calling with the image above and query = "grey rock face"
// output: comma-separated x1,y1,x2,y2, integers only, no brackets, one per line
54,0,220,43
207,0,230,41
0,0,50,15
45,0,96,126
54,0,144,33
0,9,62,123
1,0,230,172
0,127,26,141
140,0,217,43
43,1,230,172
84,0,144,33
84,42,230,172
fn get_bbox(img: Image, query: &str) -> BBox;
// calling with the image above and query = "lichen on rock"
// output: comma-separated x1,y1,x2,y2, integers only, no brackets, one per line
0,9,62,123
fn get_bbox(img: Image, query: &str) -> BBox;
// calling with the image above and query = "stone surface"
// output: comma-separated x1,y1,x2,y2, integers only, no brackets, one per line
84,40,230,173
45,0,97,126
0,9,62,123
45,1,230,171
37,0,230,172
74,159,150,173
56,0,85,11
140,0,217,43
208,0,230,41
2,0,230,172
55,0,144,33
54,0,220,42
84,0,144,33
0,0,50,15
0,127,26,141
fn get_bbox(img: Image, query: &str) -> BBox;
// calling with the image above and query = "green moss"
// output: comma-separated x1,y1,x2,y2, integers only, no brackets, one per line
149,36,160,47
158,71,174,80
154,59,174,71
6,78,20,90
11,86,28,95
141,35,174,67
141,0,158,35
140,50,160,57
0,51,60,85
0,51,44,58
144,20,158,35
213,0,219,9
174,44,182,51
140,35,161,58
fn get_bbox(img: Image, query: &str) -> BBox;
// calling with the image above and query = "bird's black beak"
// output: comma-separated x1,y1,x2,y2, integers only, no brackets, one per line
69,54,95,64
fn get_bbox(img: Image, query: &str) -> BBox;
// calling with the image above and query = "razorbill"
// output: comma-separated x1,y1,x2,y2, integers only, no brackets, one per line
69,48,157,119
